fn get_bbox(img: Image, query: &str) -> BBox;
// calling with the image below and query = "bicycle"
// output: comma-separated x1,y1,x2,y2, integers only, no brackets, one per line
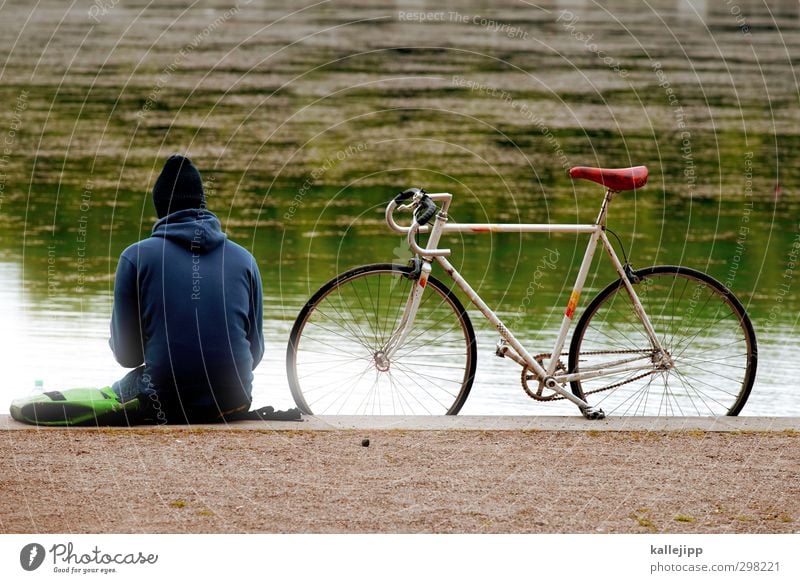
286,165,757,418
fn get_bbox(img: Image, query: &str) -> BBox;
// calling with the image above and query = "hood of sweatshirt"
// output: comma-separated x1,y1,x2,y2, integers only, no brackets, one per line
150,208,226,254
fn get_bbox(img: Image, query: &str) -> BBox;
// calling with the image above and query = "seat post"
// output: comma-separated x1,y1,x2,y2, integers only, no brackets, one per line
595,188,616,226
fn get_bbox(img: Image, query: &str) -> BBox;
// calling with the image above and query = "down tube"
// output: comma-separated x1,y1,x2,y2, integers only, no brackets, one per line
433,256,592,409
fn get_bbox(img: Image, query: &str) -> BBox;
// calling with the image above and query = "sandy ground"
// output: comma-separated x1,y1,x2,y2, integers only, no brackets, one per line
1,428,798,533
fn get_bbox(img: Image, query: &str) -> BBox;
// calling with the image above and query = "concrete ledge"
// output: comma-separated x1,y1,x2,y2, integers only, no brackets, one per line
1,414,798,432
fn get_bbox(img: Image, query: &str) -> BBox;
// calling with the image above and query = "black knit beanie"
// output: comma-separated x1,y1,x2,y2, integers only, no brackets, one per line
152,155,205,218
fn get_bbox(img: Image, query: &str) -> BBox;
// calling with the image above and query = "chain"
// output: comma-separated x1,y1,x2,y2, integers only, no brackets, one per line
521,349,656,401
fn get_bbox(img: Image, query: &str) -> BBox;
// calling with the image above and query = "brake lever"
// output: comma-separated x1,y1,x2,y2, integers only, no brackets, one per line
394,187,425,205
397,190,427,213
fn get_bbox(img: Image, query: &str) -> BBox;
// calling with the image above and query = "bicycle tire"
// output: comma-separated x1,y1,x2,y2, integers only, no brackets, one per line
569,265,757,416
287,263,477,415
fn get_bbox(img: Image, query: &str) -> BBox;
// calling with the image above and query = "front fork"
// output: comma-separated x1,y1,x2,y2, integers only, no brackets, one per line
382,260,431,358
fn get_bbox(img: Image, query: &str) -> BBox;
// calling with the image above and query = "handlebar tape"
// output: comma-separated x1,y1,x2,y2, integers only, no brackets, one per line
415,195,438,226
394,187,424,204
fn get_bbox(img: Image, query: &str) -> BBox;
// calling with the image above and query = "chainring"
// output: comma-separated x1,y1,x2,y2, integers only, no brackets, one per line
521,353,567,401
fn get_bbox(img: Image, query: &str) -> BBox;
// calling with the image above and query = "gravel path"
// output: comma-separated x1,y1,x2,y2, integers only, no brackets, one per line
2,428,798,533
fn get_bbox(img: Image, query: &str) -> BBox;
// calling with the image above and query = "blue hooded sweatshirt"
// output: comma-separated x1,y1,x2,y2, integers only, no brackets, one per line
110,208,264,413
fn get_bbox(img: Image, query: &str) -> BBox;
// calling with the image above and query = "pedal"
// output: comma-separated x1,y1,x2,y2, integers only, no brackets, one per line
580,405,606,420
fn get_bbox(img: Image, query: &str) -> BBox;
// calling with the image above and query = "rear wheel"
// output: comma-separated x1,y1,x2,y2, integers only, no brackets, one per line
569,266,757,416
287,263,477,415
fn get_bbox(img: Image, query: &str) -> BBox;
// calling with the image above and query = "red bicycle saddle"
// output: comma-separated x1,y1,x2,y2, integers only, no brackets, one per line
569,165,648,191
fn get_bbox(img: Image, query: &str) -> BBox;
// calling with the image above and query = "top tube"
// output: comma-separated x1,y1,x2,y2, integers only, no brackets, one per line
385,193,599,235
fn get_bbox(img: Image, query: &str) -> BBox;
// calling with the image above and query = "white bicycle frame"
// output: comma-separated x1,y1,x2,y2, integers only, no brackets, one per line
384,190,671,412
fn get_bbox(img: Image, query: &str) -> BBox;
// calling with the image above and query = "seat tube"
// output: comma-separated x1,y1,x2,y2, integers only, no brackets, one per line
546,224,603,375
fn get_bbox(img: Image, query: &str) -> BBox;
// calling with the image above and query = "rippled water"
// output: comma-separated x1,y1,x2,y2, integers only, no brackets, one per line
1,0,798,415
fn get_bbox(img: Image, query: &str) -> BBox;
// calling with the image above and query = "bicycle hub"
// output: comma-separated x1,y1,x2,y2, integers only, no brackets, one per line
373,351,391,372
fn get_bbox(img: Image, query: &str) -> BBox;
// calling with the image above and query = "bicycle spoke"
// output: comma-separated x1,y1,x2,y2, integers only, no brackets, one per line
671,368,733,412
392,367,447,413
305,317,377,351
392,361,462,391
677,361,745,387
297,331,370,360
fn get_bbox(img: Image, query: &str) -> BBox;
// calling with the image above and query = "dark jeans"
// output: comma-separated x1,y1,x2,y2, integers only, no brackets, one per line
112,366,250,424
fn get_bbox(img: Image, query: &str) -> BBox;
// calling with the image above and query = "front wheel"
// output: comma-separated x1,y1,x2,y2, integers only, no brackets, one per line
569,266,757,416
287,263,477,415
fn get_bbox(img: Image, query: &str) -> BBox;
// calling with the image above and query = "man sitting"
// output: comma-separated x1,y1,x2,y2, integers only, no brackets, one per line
109,155,264,423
